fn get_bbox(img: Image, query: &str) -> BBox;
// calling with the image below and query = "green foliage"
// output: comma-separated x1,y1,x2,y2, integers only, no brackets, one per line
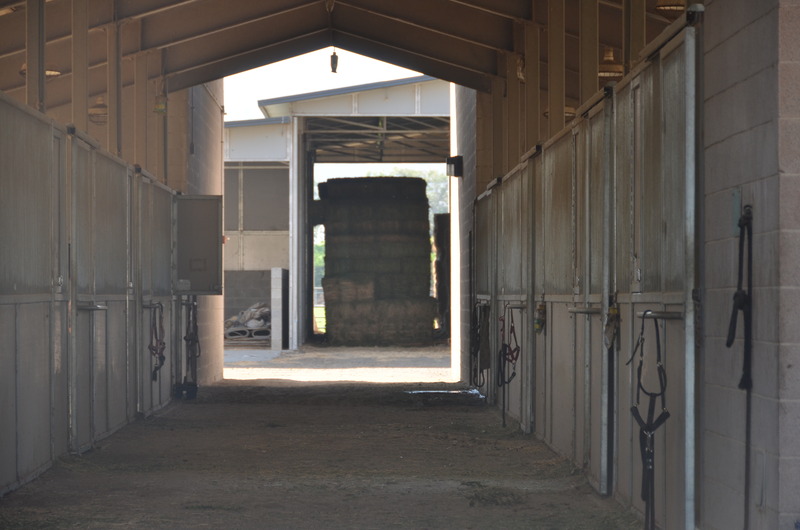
365,167,450,220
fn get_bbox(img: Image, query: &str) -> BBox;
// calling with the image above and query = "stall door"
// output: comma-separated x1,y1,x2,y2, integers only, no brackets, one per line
613,28,696,529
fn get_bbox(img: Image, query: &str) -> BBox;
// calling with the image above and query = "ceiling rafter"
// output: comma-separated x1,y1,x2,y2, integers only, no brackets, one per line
336,0,513,52
331,4,497,75
332,31,494,93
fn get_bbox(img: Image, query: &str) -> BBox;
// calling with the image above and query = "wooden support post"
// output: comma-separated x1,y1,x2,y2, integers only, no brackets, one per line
580,0,599,103
547,0,565,137
135,52,149,169
624,0,646,72
26,0,45,112
524,20,540,148
107,22,122,156
71,0,88,131
492,72,506,178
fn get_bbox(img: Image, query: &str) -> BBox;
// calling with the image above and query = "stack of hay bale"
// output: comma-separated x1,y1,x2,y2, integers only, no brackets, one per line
319,177,435,345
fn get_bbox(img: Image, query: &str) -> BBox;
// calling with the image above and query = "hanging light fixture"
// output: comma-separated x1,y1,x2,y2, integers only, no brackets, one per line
330,50,338,73
88,96,108,125
326,0,338,73
19,62,62,80
598,46,623,81
655,0,685,20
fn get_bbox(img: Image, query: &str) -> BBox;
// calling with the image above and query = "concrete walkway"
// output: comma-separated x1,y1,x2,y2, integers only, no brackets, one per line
224,343,457,383
0,383,640,529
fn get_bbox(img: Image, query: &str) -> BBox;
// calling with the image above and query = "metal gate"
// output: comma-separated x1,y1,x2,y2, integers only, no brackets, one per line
612,29,696,528
472,25,697,529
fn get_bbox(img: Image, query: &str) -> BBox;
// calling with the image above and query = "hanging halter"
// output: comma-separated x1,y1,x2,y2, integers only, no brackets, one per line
726,205,753,390
627,310,670,530
148,302,166,381
497,304,520,388
470,302,486,388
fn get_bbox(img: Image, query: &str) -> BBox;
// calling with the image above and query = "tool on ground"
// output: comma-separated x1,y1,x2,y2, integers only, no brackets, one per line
628,310,669,530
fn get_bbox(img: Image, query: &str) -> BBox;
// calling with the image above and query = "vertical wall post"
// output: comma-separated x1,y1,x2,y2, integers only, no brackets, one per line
579,1,599,104
25,0,45,112
71,0,88,131
547,0,565,136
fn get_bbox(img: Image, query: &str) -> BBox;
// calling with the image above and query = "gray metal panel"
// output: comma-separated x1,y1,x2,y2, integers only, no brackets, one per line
661,44,687,294
16,303,52,479
0,101,53,295
151,185,173,296
499,173,523,293
75,311,93,451
106,301,129,432
224,168,239,230
549,303,575,458
176,195,223,295
543,135,573,294
242,168,289,231
92,311,108,438
0,305,17,491
614,83,634,295
588,111,605,295
74,141,94,294
140,181,153,297
94,153,129,295
51,302,70,456
640,65,662,294
664,310,686,528
474,193,492,296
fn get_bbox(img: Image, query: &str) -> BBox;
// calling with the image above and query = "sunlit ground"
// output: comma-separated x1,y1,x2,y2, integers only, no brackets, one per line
223,345,458,383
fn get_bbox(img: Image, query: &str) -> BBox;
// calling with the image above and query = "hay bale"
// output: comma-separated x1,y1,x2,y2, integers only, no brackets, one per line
320,177,435,345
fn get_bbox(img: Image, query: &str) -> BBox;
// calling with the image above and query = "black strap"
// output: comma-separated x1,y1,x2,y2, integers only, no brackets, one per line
148,302,166,381
183,296,201,391
726,205,753,390
497,306,519,387
470,303,486,388
725,205,753,528
629,310,669,530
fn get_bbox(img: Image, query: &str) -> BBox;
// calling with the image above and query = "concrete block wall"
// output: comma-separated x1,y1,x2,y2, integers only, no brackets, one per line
701,1,796,527
777,2,800,527
455,85,478,383
169,83,225,385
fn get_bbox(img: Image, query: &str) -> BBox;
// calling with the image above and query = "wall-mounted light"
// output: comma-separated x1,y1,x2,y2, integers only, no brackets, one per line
655,0,685,20
88,96,108,125
19,62,62,80
330,50,338,73
446,155,463,178
154,94,167,114
598,46,623,81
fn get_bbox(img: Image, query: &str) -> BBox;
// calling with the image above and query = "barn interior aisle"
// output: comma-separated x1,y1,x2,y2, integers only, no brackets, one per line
0,383,638,529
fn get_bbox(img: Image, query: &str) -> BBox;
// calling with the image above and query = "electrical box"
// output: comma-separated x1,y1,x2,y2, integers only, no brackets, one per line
175,195,223,295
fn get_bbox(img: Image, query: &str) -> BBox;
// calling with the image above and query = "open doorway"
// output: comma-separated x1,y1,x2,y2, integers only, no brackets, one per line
222,53,460,383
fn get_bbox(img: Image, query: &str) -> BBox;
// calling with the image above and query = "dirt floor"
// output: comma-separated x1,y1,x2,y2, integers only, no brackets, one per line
0,379,640,529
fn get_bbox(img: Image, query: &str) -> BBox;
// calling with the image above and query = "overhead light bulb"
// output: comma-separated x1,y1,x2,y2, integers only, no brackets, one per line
598,46,623,81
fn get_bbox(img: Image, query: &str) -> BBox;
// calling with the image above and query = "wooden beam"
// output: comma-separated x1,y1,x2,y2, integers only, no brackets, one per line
548,0,565,136
580,0,598,103
524,19,540,147
26,0,45,111
623,0,646,72
107,21,121,155
71,0,88,130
